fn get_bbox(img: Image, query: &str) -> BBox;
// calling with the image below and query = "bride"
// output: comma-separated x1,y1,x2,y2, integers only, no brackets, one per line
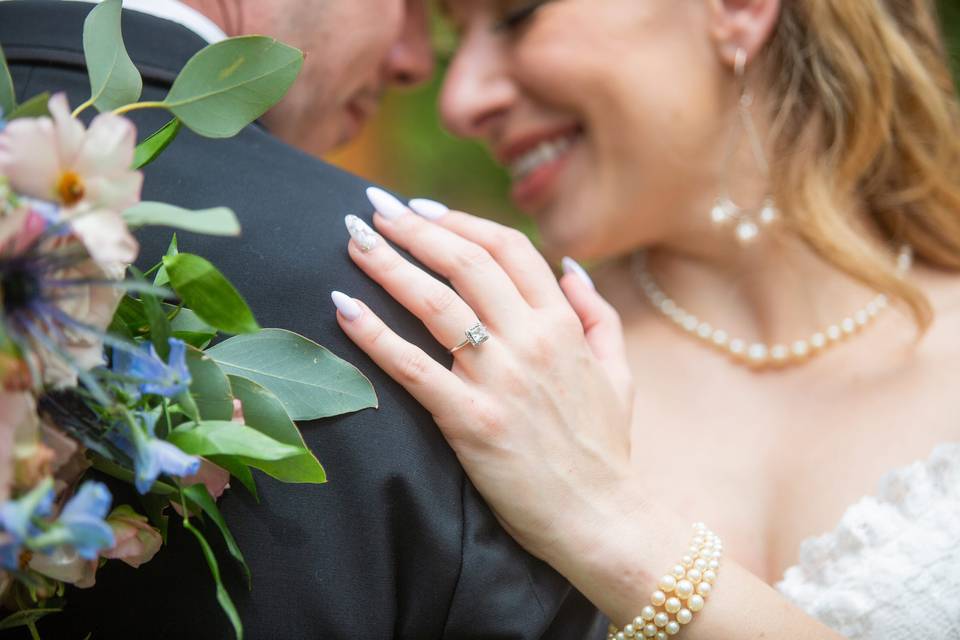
333,0,960,637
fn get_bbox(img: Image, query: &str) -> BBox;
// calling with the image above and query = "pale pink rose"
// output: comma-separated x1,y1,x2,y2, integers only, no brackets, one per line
232,398,245,423
0,392,38,503
29,546,98,587
40,420,91,493
0,93,140,269
172,459,231,517
100,506,162,569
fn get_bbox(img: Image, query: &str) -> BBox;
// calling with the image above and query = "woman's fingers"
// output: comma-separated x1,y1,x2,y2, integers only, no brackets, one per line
559,259,634,405
345,215,479,352
365,188,529,326
411,205,568,309
331,291,468,419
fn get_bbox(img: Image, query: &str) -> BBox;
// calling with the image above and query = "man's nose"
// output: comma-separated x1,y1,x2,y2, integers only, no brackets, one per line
385,1,435,87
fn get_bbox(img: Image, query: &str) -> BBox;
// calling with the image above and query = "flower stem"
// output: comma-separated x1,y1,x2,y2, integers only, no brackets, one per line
70,99,94,118
111,101,168,116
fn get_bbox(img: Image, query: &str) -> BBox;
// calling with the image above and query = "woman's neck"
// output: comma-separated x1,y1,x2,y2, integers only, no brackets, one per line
616,229,903,348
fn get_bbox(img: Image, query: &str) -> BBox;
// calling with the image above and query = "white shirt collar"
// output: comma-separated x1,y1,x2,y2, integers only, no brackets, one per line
60,0,227,44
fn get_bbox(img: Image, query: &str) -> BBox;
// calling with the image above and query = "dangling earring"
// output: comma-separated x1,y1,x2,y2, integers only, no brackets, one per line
710,48,778,244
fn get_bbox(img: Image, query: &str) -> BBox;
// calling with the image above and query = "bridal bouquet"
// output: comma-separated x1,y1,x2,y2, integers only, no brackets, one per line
0,2,376,638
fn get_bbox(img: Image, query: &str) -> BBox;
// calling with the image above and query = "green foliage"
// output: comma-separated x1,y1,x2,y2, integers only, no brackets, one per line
7,92,50,119
169,420,301,463
0,608,62,631
124,202,240,237
228,376,326,484
162,36,302,138
163,253,259,335
0,43,15,115
133,119,182,169
184,346,235,421
208,329,378,421
181,515,243,640
82,0,142,112
182,484,251,588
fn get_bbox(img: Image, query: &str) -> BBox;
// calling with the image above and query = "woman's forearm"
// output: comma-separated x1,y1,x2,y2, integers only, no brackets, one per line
545,496,843,639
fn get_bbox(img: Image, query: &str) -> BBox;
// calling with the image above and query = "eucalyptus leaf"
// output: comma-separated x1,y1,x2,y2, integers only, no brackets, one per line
162,36,302,138
163,253,259,335
208,329,377,421
7,92,50,119
169,420,301,461
82,0,142,112
229,375,326,484
185,345,234,421
0,43,15,115
183,484,251,589
133,118,182,169
181,517,243,640
124,202,240,236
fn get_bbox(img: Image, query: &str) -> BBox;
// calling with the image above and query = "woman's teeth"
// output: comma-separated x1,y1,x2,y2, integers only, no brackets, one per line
510,135,575,181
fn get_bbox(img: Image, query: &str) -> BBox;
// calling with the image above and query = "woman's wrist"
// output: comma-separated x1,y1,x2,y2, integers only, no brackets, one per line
542,476,696,625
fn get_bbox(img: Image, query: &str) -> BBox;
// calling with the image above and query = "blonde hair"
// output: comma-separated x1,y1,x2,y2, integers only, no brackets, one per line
764,0,960,328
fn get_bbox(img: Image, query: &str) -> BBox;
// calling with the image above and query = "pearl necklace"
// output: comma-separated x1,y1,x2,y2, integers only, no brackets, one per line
631,246,913,368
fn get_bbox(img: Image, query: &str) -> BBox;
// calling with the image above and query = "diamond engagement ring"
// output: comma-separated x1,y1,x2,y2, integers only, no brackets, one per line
449,322,490,354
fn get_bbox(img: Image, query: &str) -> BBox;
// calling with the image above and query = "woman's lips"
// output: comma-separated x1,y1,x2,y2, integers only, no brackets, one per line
507,131,580,210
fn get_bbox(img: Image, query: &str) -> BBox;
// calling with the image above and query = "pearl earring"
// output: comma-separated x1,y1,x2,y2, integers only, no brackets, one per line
711,48,779,244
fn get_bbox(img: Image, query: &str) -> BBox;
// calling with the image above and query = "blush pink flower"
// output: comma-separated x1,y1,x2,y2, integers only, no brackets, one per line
0,392,39,504
29,546,98,588
100,505,162,569
0,93,140,269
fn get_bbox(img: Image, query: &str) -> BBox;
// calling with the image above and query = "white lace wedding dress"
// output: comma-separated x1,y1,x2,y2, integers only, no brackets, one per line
775,443,960,638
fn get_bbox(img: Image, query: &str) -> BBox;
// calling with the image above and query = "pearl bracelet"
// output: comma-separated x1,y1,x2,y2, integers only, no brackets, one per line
607,522,723,640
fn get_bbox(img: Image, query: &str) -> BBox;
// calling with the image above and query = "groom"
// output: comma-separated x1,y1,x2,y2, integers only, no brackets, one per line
0,0,606,638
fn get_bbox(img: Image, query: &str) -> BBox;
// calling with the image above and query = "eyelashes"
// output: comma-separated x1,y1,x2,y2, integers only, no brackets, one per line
495,0,550,32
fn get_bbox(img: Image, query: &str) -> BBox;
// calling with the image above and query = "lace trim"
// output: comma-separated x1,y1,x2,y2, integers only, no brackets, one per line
775,443,960,638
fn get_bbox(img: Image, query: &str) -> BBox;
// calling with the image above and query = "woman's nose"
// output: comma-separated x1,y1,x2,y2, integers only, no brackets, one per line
439,31,517,140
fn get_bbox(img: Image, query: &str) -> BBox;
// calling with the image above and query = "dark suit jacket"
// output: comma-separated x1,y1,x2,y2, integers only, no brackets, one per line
0,2,606,638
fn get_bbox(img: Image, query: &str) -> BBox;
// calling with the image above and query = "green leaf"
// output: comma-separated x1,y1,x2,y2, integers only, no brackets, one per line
162,36,303,138
208,455,258,500
82,0,142,112
140,289,172,359
7,92,50,119
185,345,234,421
183,484,251,589
0,43,15,115
124,202,240,236
208,329,377,421
153,234,179,288
163,253,259,334
133,118,182,169
169,420,302,462
228,376,325,484
0,608,62,631
181,517,243,640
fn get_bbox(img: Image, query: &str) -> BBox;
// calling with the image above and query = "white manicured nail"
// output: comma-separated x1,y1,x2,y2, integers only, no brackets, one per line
408,198,449,220
345,215,379,252
331,291,362,321
366,186,408,220
562,256,595,290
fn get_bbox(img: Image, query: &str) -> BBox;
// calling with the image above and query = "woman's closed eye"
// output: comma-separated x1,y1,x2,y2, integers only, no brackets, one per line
495,0,551,32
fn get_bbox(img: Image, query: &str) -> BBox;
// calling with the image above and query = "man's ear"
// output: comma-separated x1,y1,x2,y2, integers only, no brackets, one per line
706,0,781,69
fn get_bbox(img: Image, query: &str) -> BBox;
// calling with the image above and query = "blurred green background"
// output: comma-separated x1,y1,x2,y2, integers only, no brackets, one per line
330,1,960,232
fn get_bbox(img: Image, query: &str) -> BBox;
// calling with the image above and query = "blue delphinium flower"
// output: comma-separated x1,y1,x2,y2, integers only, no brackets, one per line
0,479,55,570
112,338,192,398
111,410,201,494
53,481,115,560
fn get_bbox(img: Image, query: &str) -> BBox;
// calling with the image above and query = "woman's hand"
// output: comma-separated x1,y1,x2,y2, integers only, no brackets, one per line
334,190,639,566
